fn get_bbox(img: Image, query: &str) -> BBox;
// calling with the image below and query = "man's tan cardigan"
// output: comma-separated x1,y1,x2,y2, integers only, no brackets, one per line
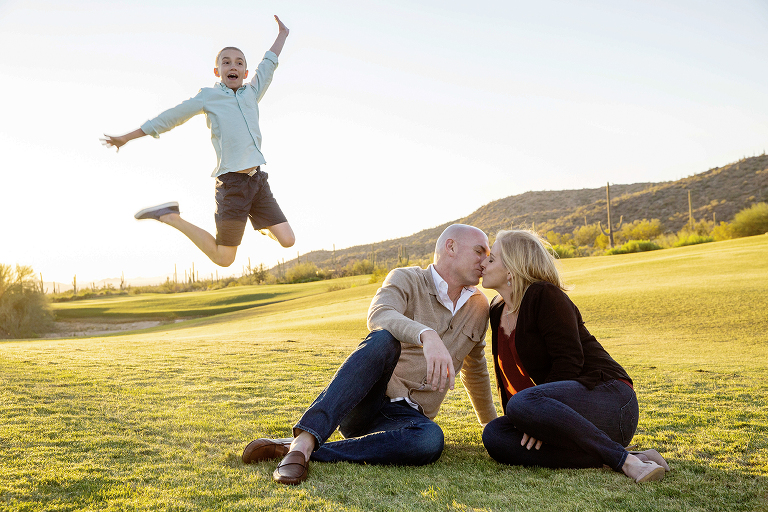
367,266,497,423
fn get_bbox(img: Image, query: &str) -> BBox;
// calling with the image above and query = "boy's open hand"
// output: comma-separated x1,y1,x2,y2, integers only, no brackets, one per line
100,128,146,152
274,15,289,35
100,134,126,152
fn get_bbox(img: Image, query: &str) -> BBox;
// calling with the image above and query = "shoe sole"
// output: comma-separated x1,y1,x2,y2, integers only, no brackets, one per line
134,202,179,219
636,465,666,483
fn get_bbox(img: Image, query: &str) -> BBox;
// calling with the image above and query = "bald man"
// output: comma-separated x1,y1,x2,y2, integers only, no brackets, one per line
243,224,498,485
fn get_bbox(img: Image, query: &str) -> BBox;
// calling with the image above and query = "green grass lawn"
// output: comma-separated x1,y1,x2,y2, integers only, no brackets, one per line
50,275,371,321
1,236,767,511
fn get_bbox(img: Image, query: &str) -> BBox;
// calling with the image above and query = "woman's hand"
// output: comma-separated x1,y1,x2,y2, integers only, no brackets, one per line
521,432,543,450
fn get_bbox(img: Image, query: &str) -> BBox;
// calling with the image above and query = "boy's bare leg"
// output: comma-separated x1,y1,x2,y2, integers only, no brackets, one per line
159,213,238,267
264,222,295,248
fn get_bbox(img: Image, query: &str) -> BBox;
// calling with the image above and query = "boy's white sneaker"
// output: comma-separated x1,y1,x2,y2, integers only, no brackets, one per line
134,201,180,221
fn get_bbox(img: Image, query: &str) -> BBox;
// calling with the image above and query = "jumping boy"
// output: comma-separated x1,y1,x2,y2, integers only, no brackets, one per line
101,15,294,267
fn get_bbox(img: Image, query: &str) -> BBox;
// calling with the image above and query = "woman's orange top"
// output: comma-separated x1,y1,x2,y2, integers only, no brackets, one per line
498,327,535,396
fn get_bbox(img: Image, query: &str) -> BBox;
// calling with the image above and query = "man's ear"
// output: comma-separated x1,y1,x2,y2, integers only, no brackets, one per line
213,67,221,77
244,70,248,79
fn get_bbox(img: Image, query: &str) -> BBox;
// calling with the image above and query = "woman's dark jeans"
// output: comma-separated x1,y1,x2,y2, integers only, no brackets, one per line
294,329,444,465
482,379,638,471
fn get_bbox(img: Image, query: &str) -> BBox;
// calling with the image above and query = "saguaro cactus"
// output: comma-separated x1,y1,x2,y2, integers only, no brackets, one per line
398,245,409,267
688,190,694,230
598,182,623,248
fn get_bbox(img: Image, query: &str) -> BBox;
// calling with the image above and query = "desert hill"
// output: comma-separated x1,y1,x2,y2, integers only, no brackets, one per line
287,154,768,271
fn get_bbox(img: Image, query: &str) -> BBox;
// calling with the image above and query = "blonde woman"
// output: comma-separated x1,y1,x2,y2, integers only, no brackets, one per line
480,230,668,483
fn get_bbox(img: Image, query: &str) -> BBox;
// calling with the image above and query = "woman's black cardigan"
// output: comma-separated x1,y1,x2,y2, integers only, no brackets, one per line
490,281,632,411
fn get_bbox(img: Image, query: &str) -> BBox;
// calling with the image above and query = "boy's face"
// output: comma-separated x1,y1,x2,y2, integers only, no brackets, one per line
215,49,248,91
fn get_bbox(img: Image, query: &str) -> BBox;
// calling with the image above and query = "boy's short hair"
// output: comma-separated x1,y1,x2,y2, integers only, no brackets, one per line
216,47,247,69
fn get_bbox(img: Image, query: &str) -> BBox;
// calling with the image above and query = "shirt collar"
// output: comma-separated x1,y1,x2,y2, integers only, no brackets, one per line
429,265,476,315
216,82,245,93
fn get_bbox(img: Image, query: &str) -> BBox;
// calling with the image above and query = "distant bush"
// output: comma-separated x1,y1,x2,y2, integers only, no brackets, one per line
369,266,389,283
552,244,578,258
594,233,611,250
0,264,53,338
545,230,573,247
731,202,768,237
571,224,602,247
348,259,375,276
673,234,715,247
285,262,323,283
605,240,662,255
686,219,715,237
711,221,734,241
618,219,664,241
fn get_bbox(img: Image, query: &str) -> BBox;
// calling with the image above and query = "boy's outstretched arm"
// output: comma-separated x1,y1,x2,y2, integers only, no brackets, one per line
100,128,147,152
269,15,290,57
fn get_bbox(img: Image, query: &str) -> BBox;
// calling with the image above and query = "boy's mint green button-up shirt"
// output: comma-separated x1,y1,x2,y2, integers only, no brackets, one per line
140,51,278,178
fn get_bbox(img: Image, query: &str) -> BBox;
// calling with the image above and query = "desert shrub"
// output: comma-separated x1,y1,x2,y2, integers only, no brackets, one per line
551,244,578,258
688,219,715,236
594,233,611,250
571,224,603,247
369,266,389,283
731,202,768,237
605,240,662,255
654,233,678,249
673,234,715,247
0,264,53,338
347,259,374,276
619,219,664,241
285,262,323,283
711,221,734,241
545,230,573,246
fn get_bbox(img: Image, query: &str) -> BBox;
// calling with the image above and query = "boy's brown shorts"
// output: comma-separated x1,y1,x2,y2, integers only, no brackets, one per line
214,169,288,247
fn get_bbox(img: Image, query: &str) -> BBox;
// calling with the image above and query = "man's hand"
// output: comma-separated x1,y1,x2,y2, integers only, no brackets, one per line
420,330,455,392
521,432,543,451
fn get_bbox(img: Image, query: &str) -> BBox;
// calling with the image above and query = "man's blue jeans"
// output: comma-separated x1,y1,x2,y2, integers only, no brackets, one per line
294,329,444,465
482,379,638,471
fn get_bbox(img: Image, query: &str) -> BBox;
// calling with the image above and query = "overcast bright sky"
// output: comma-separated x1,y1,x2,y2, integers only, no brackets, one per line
1,0,767,286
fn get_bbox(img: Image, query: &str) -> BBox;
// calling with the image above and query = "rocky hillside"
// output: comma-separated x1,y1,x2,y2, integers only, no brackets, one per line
290,155,768,270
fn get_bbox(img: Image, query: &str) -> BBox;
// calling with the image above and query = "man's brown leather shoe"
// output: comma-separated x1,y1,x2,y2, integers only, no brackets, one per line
242,438,292,464
272,450,309,485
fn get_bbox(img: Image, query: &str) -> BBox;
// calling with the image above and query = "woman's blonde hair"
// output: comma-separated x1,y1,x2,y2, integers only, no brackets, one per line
495,229,570,312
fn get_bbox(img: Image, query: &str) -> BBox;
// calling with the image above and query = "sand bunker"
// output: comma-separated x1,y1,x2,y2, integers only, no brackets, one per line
43,320,182,338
